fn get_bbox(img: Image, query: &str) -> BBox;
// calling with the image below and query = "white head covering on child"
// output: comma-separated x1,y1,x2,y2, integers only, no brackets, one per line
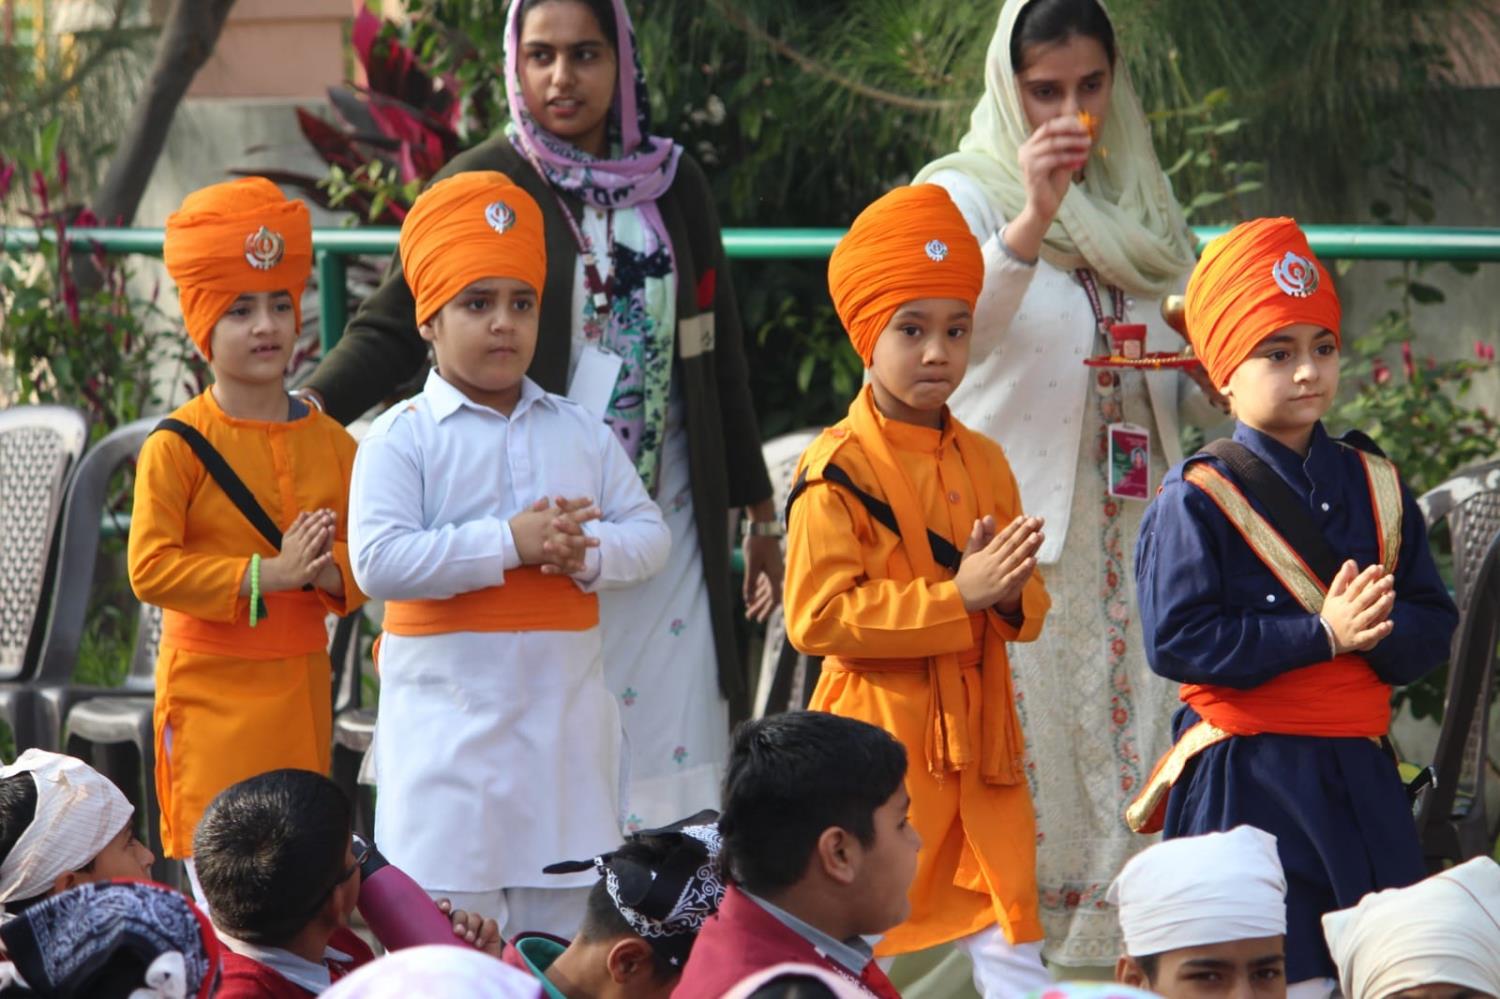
1322,856,1500,999
0,749,134,908
1108,825,1287,956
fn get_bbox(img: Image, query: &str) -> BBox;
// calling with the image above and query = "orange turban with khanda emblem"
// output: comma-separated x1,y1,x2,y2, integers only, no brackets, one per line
1184,217,1342,388
162,178,312,360
827,184,984,367
399,171,547,327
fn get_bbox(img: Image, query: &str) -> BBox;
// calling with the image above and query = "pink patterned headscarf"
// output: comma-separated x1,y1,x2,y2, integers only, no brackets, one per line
502,0,681,246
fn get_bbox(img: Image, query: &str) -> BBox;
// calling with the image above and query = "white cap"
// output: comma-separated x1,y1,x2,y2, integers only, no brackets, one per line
1108,826,1287,956
1323,856,1500,999
0,750,134,906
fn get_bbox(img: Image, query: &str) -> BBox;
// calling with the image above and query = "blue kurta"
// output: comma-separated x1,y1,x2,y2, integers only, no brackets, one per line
1134,422,1458,981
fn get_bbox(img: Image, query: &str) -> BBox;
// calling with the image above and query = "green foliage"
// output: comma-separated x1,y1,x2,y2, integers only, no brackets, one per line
0,131,203,441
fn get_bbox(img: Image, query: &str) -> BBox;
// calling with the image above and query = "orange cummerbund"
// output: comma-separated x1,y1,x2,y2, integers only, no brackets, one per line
1182,653,1392,738
161,590,330,659
383,566,598,636
825,613,986,673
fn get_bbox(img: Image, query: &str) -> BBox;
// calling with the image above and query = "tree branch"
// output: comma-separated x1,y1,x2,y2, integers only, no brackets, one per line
88,0,239,226
710,0,964,114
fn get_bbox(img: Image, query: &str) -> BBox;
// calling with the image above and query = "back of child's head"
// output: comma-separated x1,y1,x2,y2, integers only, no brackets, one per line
193,768,352,946
826,184,982,367
719,712,906,895
399,170,547,328
1184,216,1341,390
162,176,312,360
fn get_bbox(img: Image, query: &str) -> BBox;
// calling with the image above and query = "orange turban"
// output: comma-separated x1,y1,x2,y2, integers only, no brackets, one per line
400,171,546,326
1185,217,1341,388
163,178,312,360
828,184,983,366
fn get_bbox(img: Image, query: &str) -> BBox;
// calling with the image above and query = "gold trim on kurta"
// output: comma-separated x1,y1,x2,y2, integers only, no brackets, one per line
1125,719,1234,834
1356,450,1403,573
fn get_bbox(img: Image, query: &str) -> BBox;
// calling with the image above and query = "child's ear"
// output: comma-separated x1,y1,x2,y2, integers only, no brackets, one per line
418,315,439,343
605,937,656,983
1116,956,1150,988
814,826,860,886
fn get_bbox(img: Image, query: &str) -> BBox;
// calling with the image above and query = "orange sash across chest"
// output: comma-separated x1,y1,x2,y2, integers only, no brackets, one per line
383,567,597,635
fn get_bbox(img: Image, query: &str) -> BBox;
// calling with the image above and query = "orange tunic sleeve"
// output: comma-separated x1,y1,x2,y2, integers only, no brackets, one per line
128,430,249,624
785,477,975,659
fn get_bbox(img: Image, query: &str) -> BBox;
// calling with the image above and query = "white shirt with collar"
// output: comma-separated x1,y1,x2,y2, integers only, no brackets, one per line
349,370,670,894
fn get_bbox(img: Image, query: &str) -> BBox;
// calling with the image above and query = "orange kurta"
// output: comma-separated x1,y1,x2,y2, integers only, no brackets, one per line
127,390,365,857
785,387,1050,954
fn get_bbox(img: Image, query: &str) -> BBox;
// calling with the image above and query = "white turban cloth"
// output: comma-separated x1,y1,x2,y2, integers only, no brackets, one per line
0,749,134,907
1108,825,1287,957
1323,855,1500,999
322,946,542,998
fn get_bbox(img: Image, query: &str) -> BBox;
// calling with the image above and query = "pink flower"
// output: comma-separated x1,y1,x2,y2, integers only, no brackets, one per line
1372,358,1391,385
0,159,13,200
57,149,68,191
1476,341,1496,363
62,282,80,326
1401,341,1415,380
31,169,47,211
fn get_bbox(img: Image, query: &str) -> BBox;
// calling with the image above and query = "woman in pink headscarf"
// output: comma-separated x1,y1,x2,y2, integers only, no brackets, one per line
306,0,780,844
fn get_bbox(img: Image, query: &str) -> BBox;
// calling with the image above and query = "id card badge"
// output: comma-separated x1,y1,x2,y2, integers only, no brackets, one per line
1107,422,1152,501
567,343,623,421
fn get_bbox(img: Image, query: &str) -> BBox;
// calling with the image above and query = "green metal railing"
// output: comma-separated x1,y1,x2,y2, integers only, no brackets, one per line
4,225,1499,354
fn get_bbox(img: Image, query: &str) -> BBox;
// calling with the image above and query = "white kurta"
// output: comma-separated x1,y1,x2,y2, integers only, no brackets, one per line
569,206,729,831
349,371,670,893
928,169,1224,965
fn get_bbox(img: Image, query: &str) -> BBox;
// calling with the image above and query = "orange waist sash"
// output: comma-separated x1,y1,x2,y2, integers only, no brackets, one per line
826,614,986,674
1182,653,1391,737
161,591,329,659
383,566,598,636
1126,654,1390,833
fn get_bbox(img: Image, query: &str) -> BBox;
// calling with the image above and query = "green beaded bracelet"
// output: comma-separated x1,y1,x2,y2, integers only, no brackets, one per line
249,553,262,628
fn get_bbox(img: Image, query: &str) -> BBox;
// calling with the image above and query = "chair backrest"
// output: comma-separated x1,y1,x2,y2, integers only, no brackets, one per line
1416,460,1500,859
33,417,157,687
764,429,821,518
754,429,821,719
0,406,89,682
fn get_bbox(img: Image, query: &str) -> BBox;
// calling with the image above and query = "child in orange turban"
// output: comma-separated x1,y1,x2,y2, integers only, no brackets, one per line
782,184,1054,995
347,170,669,935
1133,217,1457,988
130,178,365,878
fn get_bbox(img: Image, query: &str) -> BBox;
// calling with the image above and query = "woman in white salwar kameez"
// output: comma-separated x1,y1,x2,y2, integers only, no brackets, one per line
914,0,1224,969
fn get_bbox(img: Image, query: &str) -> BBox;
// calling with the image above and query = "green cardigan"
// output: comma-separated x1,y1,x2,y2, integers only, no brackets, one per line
308,136,773,720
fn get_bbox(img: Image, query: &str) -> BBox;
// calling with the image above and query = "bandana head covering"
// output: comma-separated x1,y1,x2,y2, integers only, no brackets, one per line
0,749,135,909
1108,826,1287,957
913,0,1196,298
0,880,220,998
399,170,547,327
1184,217,1341,389
828,184,984,367
543,809,724,970
162,177,312,360
1322,856,1500,999
322,945,541,998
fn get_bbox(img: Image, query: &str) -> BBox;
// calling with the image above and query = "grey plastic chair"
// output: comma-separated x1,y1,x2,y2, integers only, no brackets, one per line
0,405,89,752
1415,458,1500,868
751,428,822,719
29,417,158,751
329,609,375,839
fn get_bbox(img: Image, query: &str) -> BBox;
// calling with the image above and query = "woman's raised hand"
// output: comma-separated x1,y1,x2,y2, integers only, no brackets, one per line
1007,115,1092,262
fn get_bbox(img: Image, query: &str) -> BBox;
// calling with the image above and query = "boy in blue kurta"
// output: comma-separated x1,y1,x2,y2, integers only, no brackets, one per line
1130,217,1457,994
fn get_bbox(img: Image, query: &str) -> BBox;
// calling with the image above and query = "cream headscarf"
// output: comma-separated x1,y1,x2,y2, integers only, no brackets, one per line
914,0,1196,298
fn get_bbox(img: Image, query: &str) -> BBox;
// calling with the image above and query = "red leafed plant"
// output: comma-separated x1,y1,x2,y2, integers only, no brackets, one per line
239,8,463,224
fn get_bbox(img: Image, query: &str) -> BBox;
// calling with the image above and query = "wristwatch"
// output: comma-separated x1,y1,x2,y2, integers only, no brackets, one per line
741,519,785,539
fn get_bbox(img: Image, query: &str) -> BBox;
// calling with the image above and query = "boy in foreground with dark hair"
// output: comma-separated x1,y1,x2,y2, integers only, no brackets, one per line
194,769,500,997
505,811,723,999
673,712,916,999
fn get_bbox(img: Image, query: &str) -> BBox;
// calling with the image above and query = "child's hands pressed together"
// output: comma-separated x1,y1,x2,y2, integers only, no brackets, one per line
308,507,346,596
261,510,336,591
1320,559,1396,654
540,495,602,577
510,497,559,566
956,515,1045,615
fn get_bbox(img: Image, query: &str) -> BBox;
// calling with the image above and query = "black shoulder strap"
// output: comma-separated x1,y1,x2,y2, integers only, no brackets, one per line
153,418,283,551
1200,438,1341,585
786,463,963,574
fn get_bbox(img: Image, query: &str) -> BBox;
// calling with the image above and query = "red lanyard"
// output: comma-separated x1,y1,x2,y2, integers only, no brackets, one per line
1074,268,1126,348
519,145,615,319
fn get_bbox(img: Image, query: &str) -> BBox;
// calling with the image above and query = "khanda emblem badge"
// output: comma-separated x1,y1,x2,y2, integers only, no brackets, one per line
243,226,285,271
1271,250,1319,298
925,239,949,263
485,200,516,234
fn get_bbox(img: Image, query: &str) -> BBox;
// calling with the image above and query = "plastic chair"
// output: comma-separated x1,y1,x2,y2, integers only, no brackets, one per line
1415,459,1500,869
29,417,157,751
330,609,376,839
0,405,89,752
751,428,822,719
